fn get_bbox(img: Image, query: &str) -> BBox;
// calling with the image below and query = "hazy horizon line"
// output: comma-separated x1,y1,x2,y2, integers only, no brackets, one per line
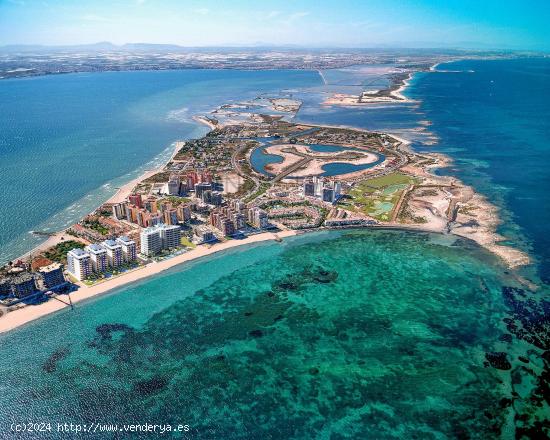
1,41,547,54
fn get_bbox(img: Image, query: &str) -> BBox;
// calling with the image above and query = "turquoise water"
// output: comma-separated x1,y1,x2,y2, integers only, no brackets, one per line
0,229,543,439
250,143,385,177
1,60,549,438
0,70,321,264
249,146,284,176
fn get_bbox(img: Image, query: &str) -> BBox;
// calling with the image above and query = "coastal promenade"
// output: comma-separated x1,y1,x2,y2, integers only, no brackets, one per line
0,230,296,334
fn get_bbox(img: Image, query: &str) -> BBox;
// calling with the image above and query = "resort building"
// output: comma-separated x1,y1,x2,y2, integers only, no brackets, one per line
37,262,66,289
140,227,162,256
0,278,11,297
194,182,212,198
85,244,108,273
193,226,216,244
140,223,181,256
303,177,341,203
67,248,92,281
163,208,179,226
176,204,191,223
112,202,126,220
102,239,124,268
201,190,223,206
304,179,316,197
116,236,137,263
248,207,269,229
159,224,181,249
128,193,143,208
164,176,181,196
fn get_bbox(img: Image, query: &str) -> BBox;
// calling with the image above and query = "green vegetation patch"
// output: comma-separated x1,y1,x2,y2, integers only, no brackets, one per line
143,171,172,184
81,219,109,235
43,240,85,263
180,236,197,249
339,173,417,222
157,196,191,207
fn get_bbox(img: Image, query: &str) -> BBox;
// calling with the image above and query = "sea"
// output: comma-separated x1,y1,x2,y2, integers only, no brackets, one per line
0,59,549,438
0,69,321,263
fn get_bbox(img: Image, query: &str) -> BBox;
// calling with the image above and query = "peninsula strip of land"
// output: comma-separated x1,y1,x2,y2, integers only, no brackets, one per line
0,94,529,333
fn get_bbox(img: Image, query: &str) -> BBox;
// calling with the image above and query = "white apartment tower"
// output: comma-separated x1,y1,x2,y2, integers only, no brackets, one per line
140,227,162,256
116,236,137,262
140,224,181,256
102,239,124,268
85,244,108,273
67,248,92,281
159,224,181,249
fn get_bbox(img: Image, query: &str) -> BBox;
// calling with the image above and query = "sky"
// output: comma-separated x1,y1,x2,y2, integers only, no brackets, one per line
0,0,549,50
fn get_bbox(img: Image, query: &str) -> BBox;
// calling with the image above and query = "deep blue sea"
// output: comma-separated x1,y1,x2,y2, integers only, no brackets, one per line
410,58,550,284
298,58,550,285
0,59,549,438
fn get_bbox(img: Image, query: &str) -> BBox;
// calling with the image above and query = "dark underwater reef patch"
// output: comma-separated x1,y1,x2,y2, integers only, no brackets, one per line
498,286,550,438
133,376,169,396
42,346,70,373
28,233,550,438
485,352,512,370
272,265,338,293
501,286,549,350
96,323,134,341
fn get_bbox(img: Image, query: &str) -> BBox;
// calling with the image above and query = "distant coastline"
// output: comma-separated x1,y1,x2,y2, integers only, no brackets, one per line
0,59,535,334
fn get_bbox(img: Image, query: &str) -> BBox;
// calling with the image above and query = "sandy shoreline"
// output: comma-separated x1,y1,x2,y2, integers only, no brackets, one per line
0,230,297,334
1,61,531,334
17,141,187,263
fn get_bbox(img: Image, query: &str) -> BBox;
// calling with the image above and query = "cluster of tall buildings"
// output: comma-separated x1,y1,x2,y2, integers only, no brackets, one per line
0,262,67,300
162,171,213,196
209,207,244,236
209,201,269,236
67,236,137,281
112,193,192,228
303,177,342,203
247,206,269,229
195,182,223,206
112,170,222,229
139,223,182,257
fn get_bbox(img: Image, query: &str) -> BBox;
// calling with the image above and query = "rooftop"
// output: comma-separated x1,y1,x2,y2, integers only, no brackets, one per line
116,236,134,244
68,248,89,258
38,262,63,273
103,239,121,248
86,244,106,254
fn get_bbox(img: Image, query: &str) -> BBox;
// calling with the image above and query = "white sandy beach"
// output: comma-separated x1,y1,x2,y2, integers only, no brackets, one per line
0,230,296,334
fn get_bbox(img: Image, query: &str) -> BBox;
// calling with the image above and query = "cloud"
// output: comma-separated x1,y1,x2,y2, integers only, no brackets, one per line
136,0,147,4
282,11,310,26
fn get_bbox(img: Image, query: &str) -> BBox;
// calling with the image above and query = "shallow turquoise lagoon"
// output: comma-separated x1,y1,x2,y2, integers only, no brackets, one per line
0,229,546,439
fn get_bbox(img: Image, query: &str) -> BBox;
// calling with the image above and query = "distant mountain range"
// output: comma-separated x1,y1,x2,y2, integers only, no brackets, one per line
0,42,537,55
